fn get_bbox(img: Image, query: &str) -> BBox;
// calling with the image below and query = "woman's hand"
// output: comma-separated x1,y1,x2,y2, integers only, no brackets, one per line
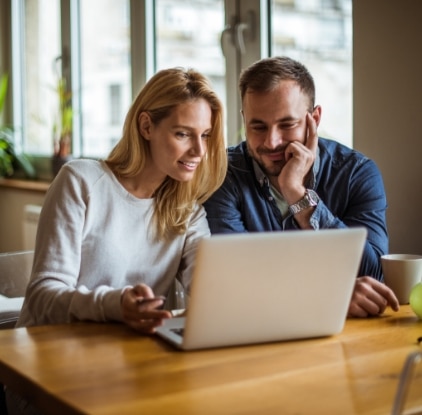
121,283,172,333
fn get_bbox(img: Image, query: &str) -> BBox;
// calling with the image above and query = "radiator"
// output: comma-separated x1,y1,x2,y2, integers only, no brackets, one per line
23,204,42,251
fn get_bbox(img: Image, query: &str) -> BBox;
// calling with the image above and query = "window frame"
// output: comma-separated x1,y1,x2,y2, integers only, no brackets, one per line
3,0,351,180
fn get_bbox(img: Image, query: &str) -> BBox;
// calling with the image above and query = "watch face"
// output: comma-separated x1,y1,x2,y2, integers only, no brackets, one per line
307,190,319,204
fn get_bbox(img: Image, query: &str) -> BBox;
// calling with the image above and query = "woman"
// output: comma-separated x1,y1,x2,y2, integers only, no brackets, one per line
15,67,227,334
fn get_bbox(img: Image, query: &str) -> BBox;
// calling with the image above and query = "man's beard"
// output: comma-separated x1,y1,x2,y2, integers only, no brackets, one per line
246,141,286,178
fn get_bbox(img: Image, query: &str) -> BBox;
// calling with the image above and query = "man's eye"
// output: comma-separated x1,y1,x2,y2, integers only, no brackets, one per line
251,125,266,131
280,123,296,129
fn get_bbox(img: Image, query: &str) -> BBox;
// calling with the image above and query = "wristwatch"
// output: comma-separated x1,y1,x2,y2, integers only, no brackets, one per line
288,189,320,215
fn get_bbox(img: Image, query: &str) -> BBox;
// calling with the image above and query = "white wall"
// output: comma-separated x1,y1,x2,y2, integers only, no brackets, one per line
353,0,422,254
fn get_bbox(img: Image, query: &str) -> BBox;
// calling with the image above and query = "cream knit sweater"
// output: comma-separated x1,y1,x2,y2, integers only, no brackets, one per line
17,159,209,327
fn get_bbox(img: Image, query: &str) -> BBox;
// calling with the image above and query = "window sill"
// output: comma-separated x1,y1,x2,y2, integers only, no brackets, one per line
0,178,50,193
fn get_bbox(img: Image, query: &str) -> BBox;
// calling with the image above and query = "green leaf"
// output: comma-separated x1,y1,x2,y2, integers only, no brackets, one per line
0,144,14,177
0,74,8,115
14,153,37,179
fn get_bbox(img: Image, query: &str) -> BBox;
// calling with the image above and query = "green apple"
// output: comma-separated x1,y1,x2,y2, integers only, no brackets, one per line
410,283,422,318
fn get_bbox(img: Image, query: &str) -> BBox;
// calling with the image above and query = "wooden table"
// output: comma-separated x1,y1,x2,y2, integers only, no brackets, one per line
0,306,421,415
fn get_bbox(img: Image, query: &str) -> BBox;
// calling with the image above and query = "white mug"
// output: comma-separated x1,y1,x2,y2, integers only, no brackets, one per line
381,254,422,304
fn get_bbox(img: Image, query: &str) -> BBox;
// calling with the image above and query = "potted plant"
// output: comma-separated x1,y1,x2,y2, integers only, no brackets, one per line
0,73,36,179
51,75,73,176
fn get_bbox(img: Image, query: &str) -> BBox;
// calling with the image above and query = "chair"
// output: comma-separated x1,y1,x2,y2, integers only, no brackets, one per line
0,250,34,329
0,250,33,414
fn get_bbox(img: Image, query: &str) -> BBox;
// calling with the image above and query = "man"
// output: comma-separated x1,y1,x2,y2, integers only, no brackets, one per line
204,56,399,318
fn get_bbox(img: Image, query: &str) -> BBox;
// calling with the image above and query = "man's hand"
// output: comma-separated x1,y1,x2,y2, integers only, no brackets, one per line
121,283,172,333
348,276,400,318
280,112,319,229
279,112,319,203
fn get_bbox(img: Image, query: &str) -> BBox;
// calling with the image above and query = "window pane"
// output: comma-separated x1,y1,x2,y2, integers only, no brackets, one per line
155,0,226,119
79,0,131,157
272,0,352,147
24,0,61,155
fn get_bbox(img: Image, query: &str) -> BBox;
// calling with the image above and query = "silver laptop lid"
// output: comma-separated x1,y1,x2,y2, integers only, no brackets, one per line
158,228,367,350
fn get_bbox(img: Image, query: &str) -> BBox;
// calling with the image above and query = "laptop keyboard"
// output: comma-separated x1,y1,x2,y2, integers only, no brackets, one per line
171,328,185,337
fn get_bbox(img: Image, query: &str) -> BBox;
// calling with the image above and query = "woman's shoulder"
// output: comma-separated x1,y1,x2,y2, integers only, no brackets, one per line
51,159,111,192
64,158,103,172
58,158,107,180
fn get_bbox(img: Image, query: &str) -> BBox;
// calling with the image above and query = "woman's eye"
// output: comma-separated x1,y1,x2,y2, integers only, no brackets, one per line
176,132,189,139
201,133,211,140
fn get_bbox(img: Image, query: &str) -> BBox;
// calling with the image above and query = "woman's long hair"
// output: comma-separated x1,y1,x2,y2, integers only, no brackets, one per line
106,67,227,239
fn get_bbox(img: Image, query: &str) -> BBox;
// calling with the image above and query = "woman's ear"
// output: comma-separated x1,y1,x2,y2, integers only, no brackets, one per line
139,112,152,140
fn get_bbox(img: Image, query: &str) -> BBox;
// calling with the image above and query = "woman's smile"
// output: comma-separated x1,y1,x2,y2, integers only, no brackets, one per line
178,160,200,170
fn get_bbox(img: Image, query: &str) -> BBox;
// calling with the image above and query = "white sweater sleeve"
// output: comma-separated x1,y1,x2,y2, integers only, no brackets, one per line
18,161,124,326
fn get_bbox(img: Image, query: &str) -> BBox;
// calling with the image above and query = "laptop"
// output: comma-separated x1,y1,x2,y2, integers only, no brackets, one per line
156,227,367,350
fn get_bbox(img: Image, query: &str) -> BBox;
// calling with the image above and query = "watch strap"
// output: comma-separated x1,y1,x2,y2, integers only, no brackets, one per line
288,189,319,215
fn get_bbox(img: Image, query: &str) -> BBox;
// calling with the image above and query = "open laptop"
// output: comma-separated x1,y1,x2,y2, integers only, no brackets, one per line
156,227,367,350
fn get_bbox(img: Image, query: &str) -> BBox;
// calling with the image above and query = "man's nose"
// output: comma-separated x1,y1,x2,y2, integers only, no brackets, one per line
264,127,283,149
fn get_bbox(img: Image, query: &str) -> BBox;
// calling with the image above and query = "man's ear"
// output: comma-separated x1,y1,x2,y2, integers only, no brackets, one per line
240,109,245,123
139,112,152,140
312,105,322,127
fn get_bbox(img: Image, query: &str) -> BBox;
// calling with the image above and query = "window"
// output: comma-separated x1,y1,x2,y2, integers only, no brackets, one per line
7,0,352,179
79,0,131,157
155,0,226,113
15,0,61,155
110,84,122,126
271,0,352,145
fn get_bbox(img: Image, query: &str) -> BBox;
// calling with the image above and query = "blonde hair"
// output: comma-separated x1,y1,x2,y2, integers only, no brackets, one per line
106,67,227,239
